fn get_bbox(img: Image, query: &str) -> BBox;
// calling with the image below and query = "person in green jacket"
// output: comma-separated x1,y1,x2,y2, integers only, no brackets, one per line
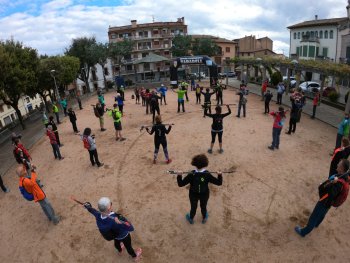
107,104,125,141
172,86,187,113
334,113,350,151
98,91,105,112
52,102,61,124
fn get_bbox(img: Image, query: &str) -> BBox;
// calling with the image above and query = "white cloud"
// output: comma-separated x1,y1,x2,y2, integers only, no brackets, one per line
0,0,349,56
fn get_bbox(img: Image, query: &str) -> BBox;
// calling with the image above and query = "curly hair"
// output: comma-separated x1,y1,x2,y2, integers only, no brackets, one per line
191,154,209,169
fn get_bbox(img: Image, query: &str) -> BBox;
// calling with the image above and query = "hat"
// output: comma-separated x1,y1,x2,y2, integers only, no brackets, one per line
161,84,164,87
117,93,121,96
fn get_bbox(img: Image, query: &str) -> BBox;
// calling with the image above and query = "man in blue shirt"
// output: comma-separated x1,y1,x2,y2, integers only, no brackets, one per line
84,197,142,260
157,84,168,105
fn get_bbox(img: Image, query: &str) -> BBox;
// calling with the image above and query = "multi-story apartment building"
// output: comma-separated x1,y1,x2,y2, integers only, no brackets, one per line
0,95,43,129
236,35,275,58
108,17,188,82
191,35,237,73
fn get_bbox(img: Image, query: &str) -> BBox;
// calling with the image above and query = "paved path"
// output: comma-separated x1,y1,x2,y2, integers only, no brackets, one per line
226,78,343,128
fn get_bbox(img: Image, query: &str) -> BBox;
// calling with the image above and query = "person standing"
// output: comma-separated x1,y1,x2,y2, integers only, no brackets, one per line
201,88,216,117
195,84,202,104
83,197,142,260
205,105,231,154
264,90,273,114
52,102,61,124
295,159,350,237
0,174,10,193
68,108,79,133
107,104,125,141
98,91,105,112
311,91,320,119
157,84,168,105
215,83,224,105
76,94,83,110
268,106,287,150
261,79,268,101
81,128,104,167
134,87,140,104
329,138,350,177
334,113,350,150
93,103,106,131
236,85,247,118
115,93,124,115
172,87,187,113
285,97,299,135
180,81,189,101
276,82,285,105
145,115,172,164
144,89,151,114
60,97,68,116
42,110,49,127
16,165,60,224
46,125,64,160
149,91,161,124
119,85,125,100
177,154,222,224
48,116,63,147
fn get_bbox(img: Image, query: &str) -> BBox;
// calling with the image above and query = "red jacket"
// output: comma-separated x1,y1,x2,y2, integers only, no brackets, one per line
15,143,31,160
313,94,320,106
270,111,286,129
46,130,57,144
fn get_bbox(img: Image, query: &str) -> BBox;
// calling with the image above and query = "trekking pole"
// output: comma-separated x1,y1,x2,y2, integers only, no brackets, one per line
70,196,130,222
140,123,174,132
166,170,235,175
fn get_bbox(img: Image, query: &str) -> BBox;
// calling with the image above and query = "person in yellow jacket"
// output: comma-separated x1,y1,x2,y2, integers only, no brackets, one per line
107,104,125,141
52,102,61,124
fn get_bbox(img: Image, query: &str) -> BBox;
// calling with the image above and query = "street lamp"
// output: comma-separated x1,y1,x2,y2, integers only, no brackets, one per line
50,70,60,102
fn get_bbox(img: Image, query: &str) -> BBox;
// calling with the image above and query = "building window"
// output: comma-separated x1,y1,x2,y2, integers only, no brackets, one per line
319,31,323,38
153,30,159,35
294,32,296,39
225,47,230,52
311,31,314,38
126,65,132,71
0,105,3,112
142,53,149,58
309,46,315,57
298,32,300,39
111,34,116,39
119,34,123,38
322,47,328,57
154,41,159,46
330,30,333,39
315,31,318,37
306,31,310,36
302,45,308,57
302,32,305,36
324,30,328,39
164,51,170,55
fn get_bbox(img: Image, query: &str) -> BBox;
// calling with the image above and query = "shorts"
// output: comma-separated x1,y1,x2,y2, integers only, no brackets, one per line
178,98,184,103
99,117,104,126
114,122,122,131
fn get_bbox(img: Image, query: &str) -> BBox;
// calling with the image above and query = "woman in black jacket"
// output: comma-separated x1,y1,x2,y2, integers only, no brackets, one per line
177,154,222,224
68,108,79,133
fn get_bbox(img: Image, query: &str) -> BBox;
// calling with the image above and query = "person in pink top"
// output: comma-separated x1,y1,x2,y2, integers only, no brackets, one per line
268,106,287,150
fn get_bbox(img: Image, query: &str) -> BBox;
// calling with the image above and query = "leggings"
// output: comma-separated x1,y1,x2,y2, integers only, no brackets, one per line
211,131,223,143
154,139,169,160
196,93,201,104
152,105,160,123
114,233,137,257
189,191,209,219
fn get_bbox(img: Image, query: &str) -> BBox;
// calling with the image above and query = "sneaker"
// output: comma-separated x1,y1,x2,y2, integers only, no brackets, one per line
116,243,124,255
166,159,172,164
4,188,10,193
207,149,213,154
202,212,209,224
119,138,126,141
59,157,65,160
219,149,224,154
285,131,291,135
97,163,104,168
134,248,142,261
101,128,106,131
236,115,240,118
294,226,304,237
59,144,64,147
153,159,156,164
53,216,61,225
186,213,194,224
268,146,274,150
275,146,279,150
116,138,120,141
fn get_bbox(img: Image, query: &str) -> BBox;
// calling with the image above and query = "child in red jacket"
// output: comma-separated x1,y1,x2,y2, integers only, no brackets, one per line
268,106,287,150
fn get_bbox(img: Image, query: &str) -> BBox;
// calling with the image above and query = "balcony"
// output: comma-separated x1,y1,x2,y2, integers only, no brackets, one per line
301,36,320,43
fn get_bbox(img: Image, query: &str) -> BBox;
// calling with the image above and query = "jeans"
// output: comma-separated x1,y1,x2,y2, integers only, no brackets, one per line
55,112,60,124
177,100,185,112
39,198,59,223
196,94,201,104
237,102,246,117
271,127,281,148
54,131,61,146
335,133,343,150
288,118,297,133
300,201,329,236
51,143,62,159
89,149,101,166
189,191,209,219
114,233,136,257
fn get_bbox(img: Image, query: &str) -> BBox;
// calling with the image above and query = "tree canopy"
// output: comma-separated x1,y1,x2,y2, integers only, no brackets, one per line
192,38,220,57
170,35,192,57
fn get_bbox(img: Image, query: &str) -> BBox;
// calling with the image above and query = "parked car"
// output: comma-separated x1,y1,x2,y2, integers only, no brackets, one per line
322,86,337,97
199,72,206,78
227,71,236,77
218,72,227,78
299,81,321,92
283,76,296,87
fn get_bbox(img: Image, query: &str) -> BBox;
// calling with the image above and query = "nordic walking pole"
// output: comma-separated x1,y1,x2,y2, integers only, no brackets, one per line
166,170,235,175
140,123,174,132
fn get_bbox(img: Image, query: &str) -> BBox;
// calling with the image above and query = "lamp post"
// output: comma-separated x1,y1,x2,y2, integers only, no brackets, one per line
50,70,60,102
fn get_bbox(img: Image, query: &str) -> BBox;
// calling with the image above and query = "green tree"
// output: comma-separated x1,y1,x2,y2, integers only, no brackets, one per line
170,35,192,57
192,38,220,57
0,40,39,129
108,39,134,77
65,37,99,92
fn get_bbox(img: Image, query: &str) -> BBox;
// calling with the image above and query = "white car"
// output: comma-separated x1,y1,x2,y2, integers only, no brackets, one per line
283,76,296,87
299,81,321,92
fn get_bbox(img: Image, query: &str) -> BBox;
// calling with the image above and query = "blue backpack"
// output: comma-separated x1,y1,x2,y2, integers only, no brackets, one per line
19,178,34,201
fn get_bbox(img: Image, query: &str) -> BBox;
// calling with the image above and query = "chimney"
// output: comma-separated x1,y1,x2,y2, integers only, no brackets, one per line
315,15,318,20
131,20,137,28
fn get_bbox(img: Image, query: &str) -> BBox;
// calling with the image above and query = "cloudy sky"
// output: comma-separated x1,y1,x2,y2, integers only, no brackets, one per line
0,0,348,56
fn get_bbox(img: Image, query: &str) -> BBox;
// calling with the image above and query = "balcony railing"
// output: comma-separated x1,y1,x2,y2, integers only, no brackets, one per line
301,36,320,43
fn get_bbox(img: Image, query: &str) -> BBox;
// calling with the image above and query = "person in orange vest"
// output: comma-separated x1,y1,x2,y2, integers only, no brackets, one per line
329,137,350,177
311,90,320,119
16,165,60,224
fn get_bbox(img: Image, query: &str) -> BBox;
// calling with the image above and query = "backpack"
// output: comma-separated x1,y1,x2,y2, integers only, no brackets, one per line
332,179,349,207
83,136,90,150
19,178,34,201
93,107,100,118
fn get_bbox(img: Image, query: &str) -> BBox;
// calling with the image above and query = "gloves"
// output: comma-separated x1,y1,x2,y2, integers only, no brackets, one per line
84,202,92,209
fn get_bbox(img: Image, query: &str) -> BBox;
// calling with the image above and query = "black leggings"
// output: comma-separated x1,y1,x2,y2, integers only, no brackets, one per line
152,105,160,123
114,234,136,257
118,105,123,114
196,93,201,104
217,93,223,105
211,131,223,143
88,149,101,166
189,191,209,219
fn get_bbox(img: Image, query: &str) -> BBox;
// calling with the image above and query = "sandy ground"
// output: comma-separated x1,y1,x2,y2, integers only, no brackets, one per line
0,84,349,263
